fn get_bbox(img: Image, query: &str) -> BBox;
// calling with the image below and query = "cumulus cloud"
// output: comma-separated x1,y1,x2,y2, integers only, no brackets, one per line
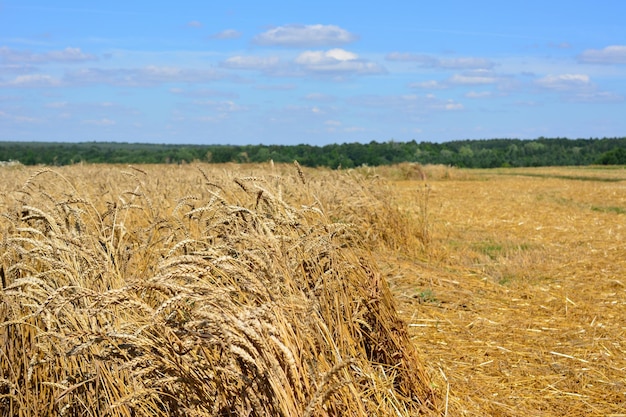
386,52,494,69
534,73,591,91
0,46,97,63
209,29,242,40
220,55,280,70
294,48,385,75
253,24,357,47
296,48,357,64
532,73,621,102
578,45,626,65
219,48,385,77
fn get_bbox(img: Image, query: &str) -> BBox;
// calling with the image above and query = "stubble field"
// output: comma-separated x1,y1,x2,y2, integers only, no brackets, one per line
387,165,626,416
1,162,624,416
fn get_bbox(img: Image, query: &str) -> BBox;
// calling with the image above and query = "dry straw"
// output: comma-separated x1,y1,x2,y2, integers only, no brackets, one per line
1,162,439,416
387,165,626,416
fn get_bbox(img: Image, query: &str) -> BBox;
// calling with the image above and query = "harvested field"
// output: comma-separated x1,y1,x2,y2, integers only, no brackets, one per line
1,162,625,416
385,165,626,416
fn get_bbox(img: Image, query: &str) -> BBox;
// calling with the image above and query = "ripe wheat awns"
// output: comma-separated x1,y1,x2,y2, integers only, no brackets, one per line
0,163,438,416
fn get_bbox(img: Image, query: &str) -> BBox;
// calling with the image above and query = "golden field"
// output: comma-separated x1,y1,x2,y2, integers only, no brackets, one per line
386,165,626,416
1,162,625,416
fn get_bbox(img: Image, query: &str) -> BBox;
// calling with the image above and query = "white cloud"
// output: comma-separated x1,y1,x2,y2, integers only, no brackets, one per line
66,66,228,86
0,46,97,63
534,73,591,91
43,100,134,115
548,42,571,49
294,48,385,75
169,88,239,98
409,80,447,89
253,84,296,90
411,69,507,90
196,115,226,123
192,100,248,113
324,119,341,126
0,110,40,123
221,55,280,70
2,74,62,87
347,93,464,116
47,47,96,62
187,20,202,28
441,57,495,70
569,91,624,103
304,93,336,101
532,73,621,102
513,100,540,107
386,52,425,62
449,71,498,85
343,126,366,132
82,118,116,126
142,66,184,78
179,98,249,124
295,48,357,65
444,102,464,110
465,91,495,98
45,101,68,108
578,45,626,65
210,29,242,40
386,52,494,69
253,24,357,47
0,63,38,74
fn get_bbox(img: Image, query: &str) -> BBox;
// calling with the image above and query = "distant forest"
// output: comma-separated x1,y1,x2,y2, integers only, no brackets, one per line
1,137,626,168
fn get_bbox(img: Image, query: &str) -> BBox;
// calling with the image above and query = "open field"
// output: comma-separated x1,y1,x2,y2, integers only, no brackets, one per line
385,165,626,416
1,162,625,416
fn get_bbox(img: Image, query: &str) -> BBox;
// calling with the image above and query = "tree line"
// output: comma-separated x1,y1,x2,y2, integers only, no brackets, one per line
1,137,625,168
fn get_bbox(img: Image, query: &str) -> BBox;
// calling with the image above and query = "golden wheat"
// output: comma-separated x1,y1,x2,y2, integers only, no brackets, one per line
1,162,437,416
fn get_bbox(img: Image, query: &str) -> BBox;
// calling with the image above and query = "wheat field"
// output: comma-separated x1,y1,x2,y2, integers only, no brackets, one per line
1,162,625,416
0,162,436,416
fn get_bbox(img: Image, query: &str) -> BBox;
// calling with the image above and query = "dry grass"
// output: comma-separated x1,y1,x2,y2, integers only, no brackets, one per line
4,162,625,416
0,163,437,416
385,165,626,416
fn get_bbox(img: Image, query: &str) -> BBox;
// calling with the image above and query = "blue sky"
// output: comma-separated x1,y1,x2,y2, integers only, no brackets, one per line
1,1,625,145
